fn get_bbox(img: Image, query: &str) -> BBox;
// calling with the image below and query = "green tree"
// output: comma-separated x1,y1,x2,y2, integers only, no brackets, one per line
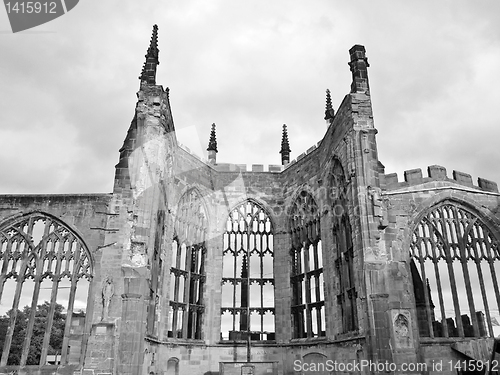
0,302,67,365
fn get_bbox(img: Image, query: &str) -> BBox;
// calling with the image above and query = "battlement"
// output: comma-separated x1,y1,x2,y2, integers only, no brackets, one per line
177,143,284,173
381,165,499,193
178,137,324,173
284,141,322,169
214,163,284,173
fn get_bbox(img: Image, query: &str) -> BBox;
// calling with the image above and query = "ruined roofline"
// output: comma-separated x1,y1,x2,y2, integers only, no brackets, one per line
178,138,322,173
381,165,499,194
140,26,366,169
170,80,351,170
284,141,322,169
177,142,285,173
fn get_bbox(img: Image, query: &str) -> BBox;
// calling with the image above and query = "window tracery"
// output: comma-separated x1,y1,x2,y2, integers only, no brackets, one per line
0,213,92,366
410,202,500,338
220,201,275,341
168,190,207,339
290,191,325,338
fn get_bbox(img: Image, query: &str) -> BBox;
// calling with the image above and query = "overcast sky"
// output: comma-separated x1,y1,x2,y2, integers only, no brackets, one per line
0,1,499,194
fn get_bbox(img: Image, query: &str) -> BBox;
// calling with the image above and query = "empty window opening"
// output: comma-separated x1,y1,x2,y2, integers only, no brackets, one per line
0,214,92,366
221,201,275,341
330,160,357,334
168,190,207,339
411,203,500,338
290,191,325,338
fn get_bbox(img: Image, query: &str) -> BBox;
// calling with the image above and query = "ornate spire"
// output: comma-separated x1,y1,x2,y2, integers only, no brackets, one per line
139,25,160,85
280,124,291,166
324,89,335,120
207,123,218,164
207,123,218,152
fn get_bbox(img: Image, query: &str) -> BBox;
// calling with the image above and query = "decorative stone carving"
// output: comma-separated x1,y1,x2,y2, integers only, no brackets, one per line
102,276,115,321
391,310,413,348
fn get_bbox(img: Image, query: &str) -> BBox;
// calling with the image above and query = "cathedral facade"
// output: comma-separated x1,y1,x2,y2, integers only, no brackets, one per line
1,25,500,375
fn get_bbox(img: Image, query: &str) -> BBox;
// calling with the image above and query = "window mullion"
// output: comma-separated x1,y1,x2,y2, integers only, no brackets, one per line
182,245,192,338
60,271,79,363
438,209,465,337
416,242,434,337
0,240,15,301
487,247,500,319
427,235,448,338
455,211,480,337
0,267,27,366
20,219,49,365
40,239,64,365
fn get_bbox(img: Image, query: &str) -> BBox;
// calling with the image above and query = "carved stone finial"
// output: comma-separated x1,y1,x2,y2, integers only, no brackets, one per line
207,123,218,164
139,25,160,85
280,124,291,166
324,89,335,120
207,123,218,152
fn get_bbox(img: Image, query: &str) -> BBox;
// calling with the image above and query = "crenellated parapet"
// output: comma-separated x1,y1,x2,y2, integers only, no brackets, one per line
380,165,499,193
284,141,322,169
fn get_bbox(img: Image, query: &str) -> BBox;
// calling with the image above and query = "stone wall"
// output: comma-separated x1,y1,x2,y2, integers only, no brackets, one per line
0,193,111,374
377,164,500,372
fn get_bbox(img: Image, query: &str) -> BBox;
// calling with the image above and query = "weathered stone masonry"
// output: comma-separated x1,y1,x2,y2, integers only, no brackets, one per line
0,26,499,375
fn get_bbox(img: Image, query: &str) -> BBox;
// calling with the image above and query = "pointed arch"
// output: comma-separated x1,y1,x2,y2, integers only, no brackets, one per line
0,212,93,366
220,200,275,341
410,200,500,338
220,197,275,234
172,185,211,234
168,188,208,339
289,190,325,339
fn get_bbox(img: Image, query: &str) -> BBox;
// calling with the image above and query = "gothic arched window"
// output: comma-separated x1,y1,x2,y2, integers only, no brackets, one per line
410,202,500,338
220,201,275,341
168,190,207,339
290,191,325,339
0,213,92,366
331,161,357,333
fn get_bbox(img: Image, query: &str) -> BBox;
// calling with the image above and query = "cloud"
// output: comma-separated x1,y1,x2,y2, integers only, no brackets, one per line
0,0,499,195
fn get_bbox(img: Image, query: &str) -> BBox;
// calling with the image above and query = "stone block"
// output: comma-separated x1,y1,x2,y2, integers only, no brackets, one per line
215,163,230,171
268,164,283,173
384,173,399,187
478,177,499,192
306,145,316,154
251,164,264,172
404,168,423,184
296,153,306,161
453,170,473,186
427,165,447,179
